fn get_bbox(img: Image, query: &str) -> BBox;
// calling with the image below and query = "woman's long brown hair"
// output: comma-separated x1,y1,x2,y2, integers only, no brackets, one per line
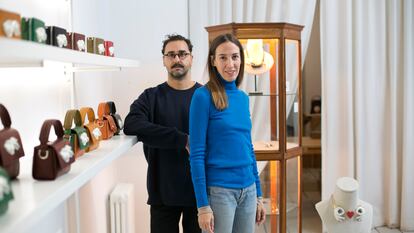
206,34,245,110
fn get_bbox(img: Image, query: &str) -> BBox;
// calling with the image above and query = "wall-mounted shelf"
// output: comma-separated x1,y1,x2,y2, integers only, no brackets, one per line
0,135,138,233
0,38,140,71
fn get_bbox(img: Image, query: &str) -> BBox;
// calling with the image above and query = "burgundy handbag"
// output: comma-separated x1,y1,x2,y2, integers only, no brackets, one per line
32,119,74,180
0,104,24,179
67,32,86,51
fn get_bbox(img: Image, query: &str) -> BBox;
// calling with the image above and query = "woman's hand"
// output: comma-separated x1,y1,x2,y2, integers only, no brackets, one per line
256,198,266,225
199,212,214,233
198,206,214,233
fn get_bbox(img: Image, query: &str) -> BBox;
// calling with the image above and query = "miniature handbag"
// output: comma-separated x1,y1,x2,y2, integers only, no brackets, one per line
80,107,101,152
87,37,105,55
0,9,21,39
104,41,114,57
107,101,123,135
21,17,47,43
46,26,67,48
63,109,89,159
97,103,117,140
0,167,13,215
0,104,24,179
32,119,75,180
67,32,86,51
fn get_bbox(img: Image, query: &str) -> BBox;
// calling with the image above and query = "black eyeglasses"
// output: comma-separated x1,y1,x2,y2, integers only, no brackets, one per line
163,51,191,60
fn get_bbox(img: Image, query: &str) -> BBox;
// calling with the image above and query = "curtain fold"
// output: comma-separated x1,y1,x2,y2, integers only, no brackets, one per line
320,0,414,230
189,0,316,83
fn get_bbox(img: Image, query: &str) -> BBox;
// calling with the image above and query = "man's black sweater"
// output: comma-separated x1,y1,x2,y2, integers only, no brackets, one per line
124,82,201,206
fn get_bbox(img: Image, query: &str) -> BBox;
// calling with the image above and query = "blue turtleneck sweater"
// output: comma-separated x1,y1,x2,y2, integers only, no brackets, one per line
189,76,262,208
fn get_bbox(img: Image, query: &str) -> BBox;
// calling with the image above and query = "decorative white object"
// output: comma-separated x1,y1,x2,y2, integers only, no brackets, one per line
59,145,73,163
56,34,67,48
109,46,115,56
3,137,20,155
92,128,102,139
77,39,85,51
332,196,365,222
35,27,47,43
79,132,89,145
0,176,10,200
315,177,373,233
3,20,20,38
98,43,105,54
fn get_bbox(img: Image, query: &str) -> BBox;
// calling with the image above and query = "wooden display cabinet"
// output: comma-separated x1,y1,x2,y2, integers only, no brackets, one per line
206,23,304,233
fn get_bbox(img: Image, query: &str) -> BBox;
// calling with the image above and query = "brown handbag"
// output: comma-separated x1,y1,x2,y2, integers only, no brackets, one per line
80,107,101,152
97,103,117,140
32,119,75,180
63,110,89,159
0,9,21,39
0,104,24,179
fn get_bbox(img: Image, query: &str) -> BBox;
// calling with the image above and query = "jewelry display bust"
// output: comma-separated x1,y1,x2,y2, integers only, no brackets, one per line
315,177,373,233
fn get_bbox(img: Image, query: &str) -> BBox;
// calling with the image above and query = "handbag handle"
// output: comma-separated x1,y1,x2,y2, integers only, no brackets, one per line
107,101,117,114
63,109,82,130
39,119,64,145
79,107,96,124
0,103,12,129
97,102,110,119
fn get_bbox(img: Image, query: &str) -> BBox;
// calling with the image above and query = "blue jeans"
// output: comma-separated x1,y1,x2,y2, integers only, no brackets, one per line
205,184,257,233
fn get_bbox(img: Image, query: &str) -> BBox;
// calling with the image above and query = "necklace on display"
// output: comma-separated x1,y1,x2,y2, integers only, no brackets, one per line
331,195,365,222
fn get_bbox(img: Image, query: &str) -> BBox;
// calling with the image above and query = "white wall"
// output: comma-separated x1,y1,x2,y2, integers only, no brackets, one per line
71,0,189,233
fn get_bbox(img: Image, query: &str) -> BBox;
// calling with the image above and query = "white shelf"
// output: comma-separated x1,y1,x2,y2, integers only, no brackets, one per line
0,38,140,70
0,135,138,233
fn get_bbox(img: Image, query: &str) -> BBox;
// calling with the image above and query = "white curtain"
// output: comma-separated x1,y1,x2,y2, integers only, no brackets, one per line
189,0,316,84
189,0,316,140
320,0,414,230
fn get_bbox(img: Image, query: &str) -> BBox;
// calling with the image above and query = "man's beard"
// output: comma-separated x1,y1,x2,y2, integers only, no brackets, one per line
169,64,189,80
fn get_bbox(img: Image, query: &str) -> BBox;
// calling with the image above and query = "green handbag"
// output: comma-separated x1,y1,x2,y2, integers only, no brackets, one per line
63,110,90,159
21,17,47,43
0,167,13,215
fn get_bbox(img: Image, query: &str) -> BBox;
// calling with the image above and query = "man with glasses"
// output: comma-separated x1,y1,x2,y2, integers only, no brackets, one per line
124,34,201,233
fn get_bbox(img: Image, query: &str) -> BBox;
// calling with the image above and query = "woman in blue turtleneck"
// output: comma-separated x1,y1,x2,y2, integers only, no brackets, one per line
189,34,266,233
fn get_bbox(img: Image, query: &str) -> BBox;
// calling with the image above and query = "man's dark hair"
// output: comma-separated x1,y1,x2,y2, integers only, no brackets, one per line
161,34,193,54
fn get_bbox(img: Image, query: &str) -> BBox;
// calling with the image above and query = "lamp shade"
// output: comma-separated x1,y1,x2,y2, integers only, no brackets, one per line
244,39,274,75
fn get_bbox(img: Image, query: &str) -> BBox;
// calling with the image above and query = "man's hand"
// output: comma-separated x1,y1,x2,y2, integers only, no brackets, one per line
256,198,266,225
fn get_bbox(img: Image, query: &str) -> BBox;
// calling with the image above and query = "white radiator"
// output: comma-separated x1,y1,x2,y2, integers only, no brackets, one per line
110,183,135,233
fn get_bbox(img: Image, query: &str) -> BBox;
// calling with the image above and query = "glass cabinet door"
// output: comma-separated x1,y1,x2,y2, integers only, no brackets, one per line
285,39,301,149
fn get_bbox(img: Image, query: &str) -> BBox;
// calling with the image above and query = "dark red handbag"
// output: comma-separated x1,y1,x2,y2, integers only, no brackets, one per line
32,119,75,180
0,104,24,179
